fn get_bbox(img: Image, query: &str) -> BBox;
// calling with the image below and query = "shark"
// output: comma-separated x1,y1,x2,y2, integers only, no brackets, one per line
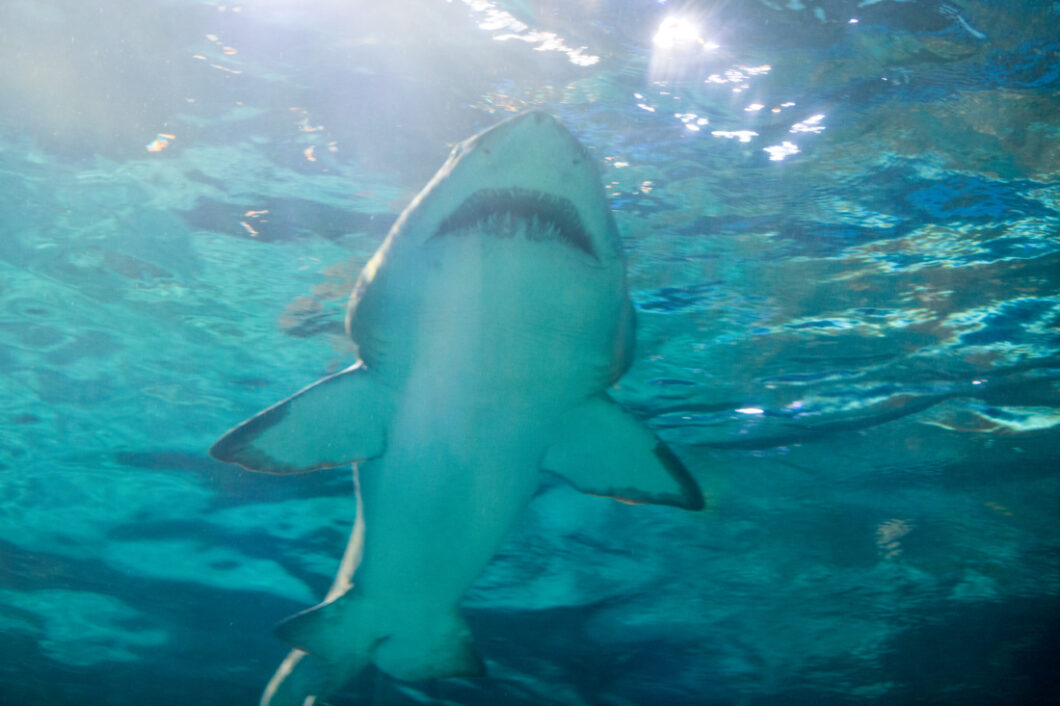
210,110,704,706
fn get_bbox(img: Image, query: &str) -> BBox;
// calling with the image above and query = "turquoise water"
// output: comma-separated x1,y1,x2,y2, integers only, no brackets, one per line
1,0,1058,704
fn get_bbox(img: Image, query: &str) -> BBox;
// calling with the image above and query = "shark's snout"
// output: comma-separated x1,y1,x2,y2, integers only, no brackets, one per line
472,110,592,167
404,110,619,262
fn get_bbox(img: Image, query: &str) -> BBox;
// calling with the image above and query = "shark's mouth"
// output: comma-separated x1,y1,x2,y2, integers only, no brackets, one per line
431,187,595,258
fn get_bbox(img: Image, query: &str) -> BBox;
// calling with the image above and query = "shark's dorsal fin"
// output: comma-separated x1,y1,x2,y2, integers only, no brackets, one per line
542,395,704,510
210,363,391,473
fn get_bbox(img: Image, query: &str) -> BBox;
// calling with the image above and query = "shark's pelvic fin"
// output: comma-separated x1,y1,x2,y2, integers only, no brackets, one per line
209,363,391,473
260,649,335,706
373,610,485,682
275,596,358,655
542,395,705,510
277,594,484,685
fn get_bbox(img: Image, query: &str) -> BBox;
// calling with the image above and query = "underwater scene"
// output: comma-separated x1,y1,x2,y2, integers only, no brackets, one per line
1,0,1058,704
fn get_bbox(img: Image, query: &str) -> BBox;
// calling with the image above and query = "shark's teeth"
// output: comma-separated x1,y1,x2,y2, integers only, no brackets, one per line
431,187,595,258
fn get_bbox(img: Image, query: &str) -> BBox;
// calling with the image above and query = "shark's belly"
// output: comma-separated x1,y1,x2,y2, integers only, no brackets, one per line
354,399,544,612
347,236,623,613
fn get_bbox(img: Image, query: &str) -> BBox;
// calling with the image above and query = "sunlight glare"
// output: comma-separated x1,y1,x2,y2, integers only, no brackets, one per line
651,15,720,81
463,0,600,66
791,114,826,134
653,16,703,50
764,141,800,161
712,130,758,143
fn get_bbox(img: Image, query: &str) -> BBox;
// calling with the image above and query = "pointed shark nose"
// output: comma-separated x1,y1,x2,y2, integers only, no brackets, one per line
525,110,564,131
482,110,552,142
471,110,596,183
526,109,551,125
386,108,621,263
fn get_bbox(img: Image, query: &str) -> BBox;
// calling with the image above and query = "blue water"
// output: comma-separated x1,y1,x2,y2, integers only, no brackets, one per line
1,0,1058,704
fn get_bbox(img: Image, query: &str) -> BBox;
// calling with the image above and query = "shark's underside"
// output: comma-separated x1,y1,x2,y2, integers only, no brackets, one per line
211,110,703,706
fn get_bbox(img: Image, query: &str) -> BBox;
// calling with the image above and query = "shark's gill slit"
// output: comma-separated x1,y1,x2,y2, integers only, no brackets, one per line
432,187,595,257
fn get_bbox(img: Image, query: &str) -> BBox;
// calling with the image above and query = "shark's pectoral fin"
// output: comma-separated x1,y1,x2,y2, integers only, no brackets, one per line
542,394,704,510
210,363,390,473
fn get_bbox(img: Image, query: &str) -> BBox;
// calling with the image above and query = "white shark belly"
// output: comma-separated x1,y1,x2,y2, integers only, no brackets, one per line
314,367,550,687
356,407,541,607
354,254,571,594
